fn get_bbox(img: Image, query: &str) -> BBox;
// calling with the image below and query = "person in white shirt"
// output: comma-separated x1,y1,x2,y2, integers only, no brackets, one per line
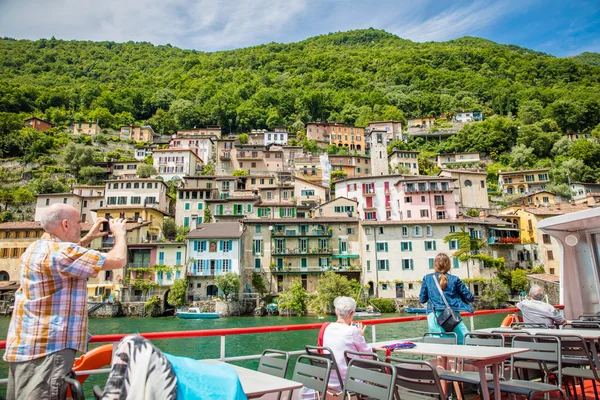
517,285,565,328
322,296,373,392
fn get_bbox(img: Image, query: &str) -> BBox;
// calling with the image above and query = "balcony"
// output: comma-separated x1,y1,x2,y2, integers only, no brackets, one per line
272,229,332,237
362,190,376,197
271,248,333,256
220,155,231,161
237,153,261,160
186,270,229,277
488,237,521,245
270,265,360,274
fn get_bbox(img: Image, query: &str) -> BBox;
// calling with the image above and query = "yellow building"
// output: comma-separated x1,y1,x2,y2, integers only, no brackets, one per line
73,121,102,135
407,117,436,128
0,222,44,282
498,169,550,195
119,125,159,142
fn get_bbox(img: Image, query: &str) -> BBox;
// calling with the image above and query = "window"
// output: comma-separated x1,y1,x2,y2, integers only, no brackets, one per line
280,208,295,217
377,260,389,271
405,197,412,203
453,257,460,269
450,225,456,233
346,228,355,235
255,225,261,233
542,234,551,244
402,226,409,237
184,202,190,211
198,202,203,210
428,258,434,269
183,217,189,227
45,198,49,205
547,250,554,260
464,180,472,187
366,244,370,251
425,240,437,251
436,211,446,220
481,180,485,188
222,240,232,252
378,227,384,234
366,260,371,271
376,242,389,252
549,268,555,275
254,258,261,271
301,189,315,197
365,227,372,235
131,196,141,205
449,240,459,250
434,195,444,206
400,242,412,252
412,226,422,237
420,209,429,218
401,259,414,270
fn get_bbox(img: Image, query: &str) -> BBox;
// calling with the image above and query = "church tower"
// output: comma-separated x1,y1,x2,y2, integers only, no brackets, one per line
368,130,389,176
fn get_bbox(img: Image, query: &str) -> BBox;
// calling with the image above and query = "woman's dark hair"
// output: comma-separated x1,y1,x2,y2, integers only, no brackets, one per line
434,253,451,290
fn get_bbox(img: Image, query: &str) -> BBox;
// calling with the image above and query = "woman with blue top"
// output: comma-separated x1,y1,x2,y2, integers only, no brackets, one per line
419,253,474,344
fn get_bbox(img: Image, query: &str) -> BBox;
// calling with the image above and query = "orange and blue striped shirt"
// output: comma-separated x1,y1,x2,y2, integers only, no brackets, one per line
4,233,106,362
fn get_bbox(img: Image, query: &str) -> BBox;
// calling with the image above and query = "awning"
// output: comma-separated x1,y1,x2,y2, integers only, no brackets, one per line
490,227,521,231
332,254,359,259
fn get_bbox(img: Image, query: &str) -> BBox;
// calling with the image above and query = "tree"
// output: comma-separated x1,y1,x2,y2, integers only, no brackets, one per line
510,269,529,292
238,133,249,144
569,139,600,165
214,272,241,300
63,143,94,178
386,139,407,154
175,226,190,242
13,187,35,207
551,136,572,157
443,227,484,257
200,163,215,176
232,169,248,176
277,279,308,316
137,164,157,178
167,279,188,310
78,166,106,184
479,278,510,309
203,207,213,223
162,218,177,241
29,176,70,194
509,144,536,168
251,272,267,296
312,272,360,314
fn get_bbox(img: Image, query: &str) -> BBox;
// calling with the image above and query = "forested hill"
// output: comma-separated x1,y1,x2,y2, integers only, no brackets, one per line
572,52,600,67
1,28,600,135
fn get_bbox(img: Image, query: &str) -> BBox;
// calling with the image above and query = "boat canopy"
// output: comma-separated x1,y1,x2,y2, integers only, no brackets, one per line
538,207,600,320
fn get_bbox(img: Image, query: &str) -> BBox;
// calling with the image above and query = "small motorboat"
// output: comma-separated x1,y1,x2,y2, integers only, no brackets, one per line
354,311,382,318
405,307,427,314
176,307,220,319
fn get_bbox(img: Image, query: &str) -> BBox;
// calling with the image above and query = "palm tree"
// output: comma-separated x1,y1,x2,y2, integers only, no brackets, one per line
443,227,484,257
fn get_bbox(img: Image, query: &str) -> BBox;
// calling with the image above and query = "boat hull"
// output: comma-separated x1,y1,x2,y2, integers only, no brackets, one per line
405,308,427,313
176,312,220,319
354,312,381,318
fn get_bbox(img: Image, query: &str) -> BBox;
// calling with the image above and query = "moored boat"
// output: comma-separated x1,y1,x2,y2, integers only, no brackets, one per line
176,307,220,319
405,307,427,314
354,311,382,318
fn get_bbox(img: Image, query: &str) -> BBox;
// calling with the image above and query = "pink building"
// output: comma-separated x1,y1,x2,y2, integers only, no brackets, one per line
395,176,458,221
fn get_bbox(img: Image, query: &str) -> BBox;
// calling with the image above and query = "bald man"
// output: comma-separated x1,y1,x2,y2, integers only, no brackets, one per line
4,204,128,400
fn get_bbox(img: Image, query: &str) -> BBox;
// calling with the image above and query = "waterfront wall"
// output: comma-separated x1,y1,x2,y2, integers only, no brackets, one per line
88,302,123,318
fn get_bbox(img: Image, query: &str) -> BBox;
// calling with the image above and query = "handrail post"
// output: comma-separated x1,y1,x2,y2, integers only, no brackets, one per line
371,325,376,344
469,315,474,331
220,335,226,360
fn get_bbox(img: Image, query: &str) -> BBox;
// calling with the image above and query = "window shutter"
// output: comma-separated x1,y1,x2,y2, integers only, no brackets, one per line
386,260,389,271
409,242,413,251
193,241,198,251
428,258,434,269
362,183,366,192
279,208,283,217
410,259,414,270
453,257,460,269
291,208,295,217
228,240,232,251
219,240,223,251
338,238,341,254
385,243,389,252
268,208,271,215
373,211,377,220
433,241,436,251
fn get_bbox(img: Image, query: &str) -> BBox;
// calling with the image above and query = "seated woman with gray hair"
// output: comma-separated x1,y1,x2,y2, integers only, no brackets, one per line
321,296,372,392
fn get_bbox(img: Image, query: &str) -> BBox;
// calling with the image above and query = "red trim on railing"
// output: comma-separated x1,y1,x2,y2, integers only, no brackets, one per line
0,306,565,350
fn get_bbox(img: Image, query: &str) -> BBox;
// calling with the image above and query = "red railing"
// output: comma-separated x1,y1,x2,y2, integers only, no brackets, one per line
0,306,564,350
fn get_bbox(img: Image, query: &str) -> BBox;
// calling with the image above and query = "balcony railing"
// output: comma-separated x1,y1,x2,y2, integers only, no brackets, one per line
270,265,361,274
187,270,231,277
271,248,333,256
362,190,376,197
489,237,521,244
272,229,332,237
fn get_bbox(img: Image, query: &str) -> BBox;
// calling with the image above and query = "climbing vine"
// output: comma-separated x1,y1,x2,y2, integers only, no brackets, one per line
458,253,505,269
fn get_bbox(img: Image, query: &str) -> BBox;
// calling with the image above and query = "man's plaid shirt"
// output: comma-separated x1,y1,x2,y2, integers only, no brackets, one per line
4,233,106,362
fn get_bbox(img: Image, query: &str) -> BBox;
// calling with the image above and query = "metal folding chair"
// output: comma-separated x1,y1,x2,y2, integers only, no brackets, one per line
342,358,397,400
387,357,446,399
292,355,332,400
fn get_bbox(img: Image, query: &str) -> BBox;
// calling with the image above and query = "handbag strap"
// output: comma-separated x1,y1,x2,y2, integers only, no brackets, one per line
432,274,451,308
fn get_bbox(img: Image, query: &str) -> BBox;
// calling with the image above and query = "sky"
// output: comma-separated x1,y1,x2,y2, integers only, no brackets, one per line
0,0,599,57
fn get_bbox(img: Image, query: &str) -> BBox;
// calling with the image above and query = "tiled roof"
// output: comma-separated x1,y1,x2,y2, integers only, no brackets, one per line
186,222,243,239
439,169,487,176
243,217,359,224
524,204,597,216
361,217,510,226
526,273,560,283
0,222,43,230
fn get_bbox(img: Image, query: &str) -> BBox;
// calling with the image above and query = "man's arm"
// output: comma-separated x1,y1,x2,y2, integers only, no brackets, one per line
102,219,128,271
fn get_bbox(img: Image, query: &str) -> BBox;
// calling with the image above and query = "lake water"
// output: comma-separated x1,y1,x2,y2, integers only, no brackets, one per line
0,312,509,398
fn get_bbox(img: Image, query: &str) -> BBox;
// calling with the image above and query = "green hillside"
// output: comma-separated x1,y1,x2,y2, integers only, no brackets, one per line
572,52,600,67
0,28,599,215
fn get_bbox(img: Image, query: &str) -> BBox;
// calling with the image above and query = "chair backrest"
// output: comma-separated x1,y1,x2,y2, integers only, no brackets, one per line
491,330,531,347
342,358,396,400
511,322,548,328
257,349,290,378
564,321,600,330
423,331,458,345
305,345,344,387
386,357,445,400
464,332,504,347
343,350,382,370
538,333,600,380
292,355,332,399
578,313,600,321
510,335,562,385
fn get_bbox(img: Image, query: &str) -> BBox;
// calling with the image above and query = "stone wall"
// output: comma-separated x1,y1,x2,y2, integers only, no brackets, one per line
88,302,123,318
121,302,146,317
526,277,560,305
